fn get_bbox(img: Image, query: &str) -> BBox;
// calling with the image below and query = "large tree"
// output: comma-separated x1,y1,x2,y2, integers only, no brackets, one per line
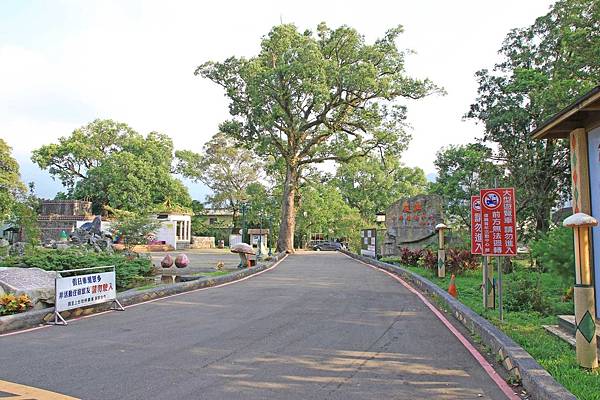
32,119,191,213
467,0,600,238
197,23,440,252
176,132,262,224
0,139,26,220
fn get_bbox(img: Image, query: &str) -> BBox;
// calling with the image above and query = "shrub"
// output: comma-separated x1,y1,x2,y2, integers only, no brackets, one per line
110,213,161,250
446,248,480,274
0,248,153,289
420,249,438,270
504,270,550,314
0,293,33,315
399,247,422,265
530,226,574,282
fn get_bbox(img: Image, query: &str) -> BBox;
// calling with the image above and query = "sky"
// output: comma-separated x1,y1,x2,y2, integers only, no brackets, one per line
0,0,555,201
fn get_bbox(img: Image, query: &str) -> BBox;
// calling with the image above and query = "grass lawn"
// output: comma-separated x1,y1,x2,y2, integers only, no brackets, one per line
381,257,600,400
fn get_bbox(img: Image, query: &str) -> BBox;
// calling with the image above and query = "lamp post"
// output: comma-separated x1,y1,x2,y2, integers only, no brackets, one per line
435,223,448,278
564,212,599,369
241,203,248,244
375,212,386,258
268,215,273,256
258,210,263,259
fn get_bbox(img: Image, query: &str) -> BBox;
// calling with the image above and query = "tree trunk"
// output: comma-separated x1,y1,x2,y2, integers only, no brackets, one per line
277,165,298,253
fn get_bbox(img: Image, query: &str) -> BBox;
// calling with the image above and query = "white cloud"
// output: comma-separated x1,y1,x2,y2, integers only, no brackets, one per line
0,0,554,199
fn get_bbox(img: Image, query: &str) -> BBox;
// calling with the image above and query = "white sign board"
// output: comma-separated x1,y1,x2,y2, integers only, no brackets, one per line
56,270,117,312
588,127,600,318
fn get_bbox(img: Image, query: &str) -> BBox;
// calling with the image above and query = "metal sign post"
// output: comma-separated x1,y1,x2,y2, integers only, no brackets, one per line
471,195,494,308
50,265,124,326
480,188,517,321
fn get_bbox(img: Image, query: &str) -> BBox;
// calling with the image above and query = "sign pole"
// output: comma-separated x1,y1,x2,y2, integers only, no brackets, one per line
497,256,503,321
480,188,516,319
483,256,494,309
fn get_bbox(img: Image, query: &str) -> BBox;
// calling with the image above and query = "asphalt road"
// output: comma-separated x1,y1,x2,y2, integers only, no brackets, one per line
0,252,509,399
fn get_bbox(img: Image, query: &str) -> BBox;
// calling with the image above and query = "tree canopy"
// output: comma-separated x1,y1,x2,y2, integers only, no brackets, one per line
430,143,502,227
295,181,364,247
32,119,191,213
0,139,26,220
467,0,600,237
176,132,262,223
197,23,441,252
335,150,427,220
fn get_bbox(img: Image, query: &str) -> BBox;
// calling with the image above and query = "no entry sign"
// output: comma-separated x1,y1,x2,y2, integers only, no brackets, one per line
470,195,482,255
480,188,517,256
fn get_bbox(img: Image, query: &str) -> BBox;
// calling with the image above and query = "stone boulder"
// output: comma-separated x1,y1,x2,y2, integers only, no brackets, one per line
0,267,56,310
175,254,189,268
161,254,174,268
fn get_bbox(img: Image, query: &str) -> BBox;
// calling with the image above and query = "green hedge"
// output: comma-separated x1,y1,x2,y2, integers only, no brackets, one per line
0,248,153,290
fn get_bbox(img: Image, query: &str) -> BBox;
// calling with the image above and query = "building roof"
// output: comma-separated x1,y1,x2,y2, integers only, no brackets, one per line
200,209,234,217
531,86,600,139
248,228,269,235
0,223,17,232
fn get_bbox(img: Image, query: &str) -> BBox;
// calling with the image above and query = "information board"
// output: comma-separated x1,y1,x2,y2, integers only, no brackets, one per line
55,270,117,312
480,188,517,256
360,229,377,258
470,195,482,255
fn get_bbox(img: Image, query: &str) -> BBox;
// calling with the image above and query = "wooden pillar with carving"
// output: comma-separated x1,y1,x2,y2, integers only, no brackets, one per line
568,128,598,369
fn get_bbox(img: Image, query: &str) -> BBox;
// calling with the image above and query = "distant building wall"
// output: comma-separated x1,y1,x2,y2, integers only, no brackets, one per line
190,236,215,249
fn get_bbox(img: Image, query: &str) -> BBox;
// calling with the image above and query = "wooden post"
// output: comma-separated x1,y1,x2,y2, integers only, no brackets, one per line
436,223,447,278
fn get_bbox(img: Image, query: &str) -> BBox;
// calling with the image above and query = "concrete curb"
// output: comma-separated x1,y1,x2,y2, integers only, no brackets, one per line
0,252,287,335
341,250,576,400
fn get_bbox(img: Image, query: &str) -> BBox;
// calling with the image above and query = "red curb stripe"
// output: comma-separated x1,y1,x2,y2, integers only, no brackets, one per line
0,255,288,337
344,254,519,400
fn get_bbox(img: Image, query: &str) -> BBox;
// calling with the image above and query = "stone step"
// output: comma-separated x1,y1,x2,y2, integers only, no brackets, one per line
558,314,600,339
545,315,600,349
543,325,576,349
558,315,576,335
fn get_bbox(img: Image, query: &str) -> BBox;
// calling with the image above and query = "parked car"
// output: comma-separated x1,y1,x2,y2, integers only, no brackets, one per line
312,241,345,251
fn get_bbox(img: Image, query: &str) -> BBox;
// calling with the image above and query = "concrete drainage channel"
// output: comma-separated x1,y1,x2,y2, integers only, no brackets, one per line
0,252,287,336
341,250,577,400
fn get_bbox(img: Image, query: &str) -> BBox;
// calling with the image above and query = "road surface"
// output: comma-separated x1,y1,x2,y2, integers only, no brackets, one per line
0,252,510,399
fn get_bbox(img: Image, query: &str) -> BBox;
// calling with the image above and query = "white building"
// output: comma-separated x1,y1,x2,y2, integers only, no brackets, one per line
154,212,192,250
75,212,192,250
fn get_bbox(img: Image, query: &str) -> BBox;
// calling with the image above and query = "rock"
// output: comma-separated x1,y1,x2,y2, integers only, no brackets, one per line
175,254,189,268
161,254,174,268
8,242,26,257
0,267,56,309
383,194,445,256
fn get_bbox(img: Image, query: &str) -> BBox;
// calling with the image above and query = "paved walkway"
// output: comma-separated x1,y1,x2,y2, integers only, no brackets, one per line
0,252,509,399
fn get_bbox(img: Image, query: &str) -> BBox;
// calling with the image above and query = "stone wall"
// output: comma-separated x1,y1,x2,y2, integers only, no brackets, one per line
190,236,215,249
37,200,94,243
40,200,92,216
